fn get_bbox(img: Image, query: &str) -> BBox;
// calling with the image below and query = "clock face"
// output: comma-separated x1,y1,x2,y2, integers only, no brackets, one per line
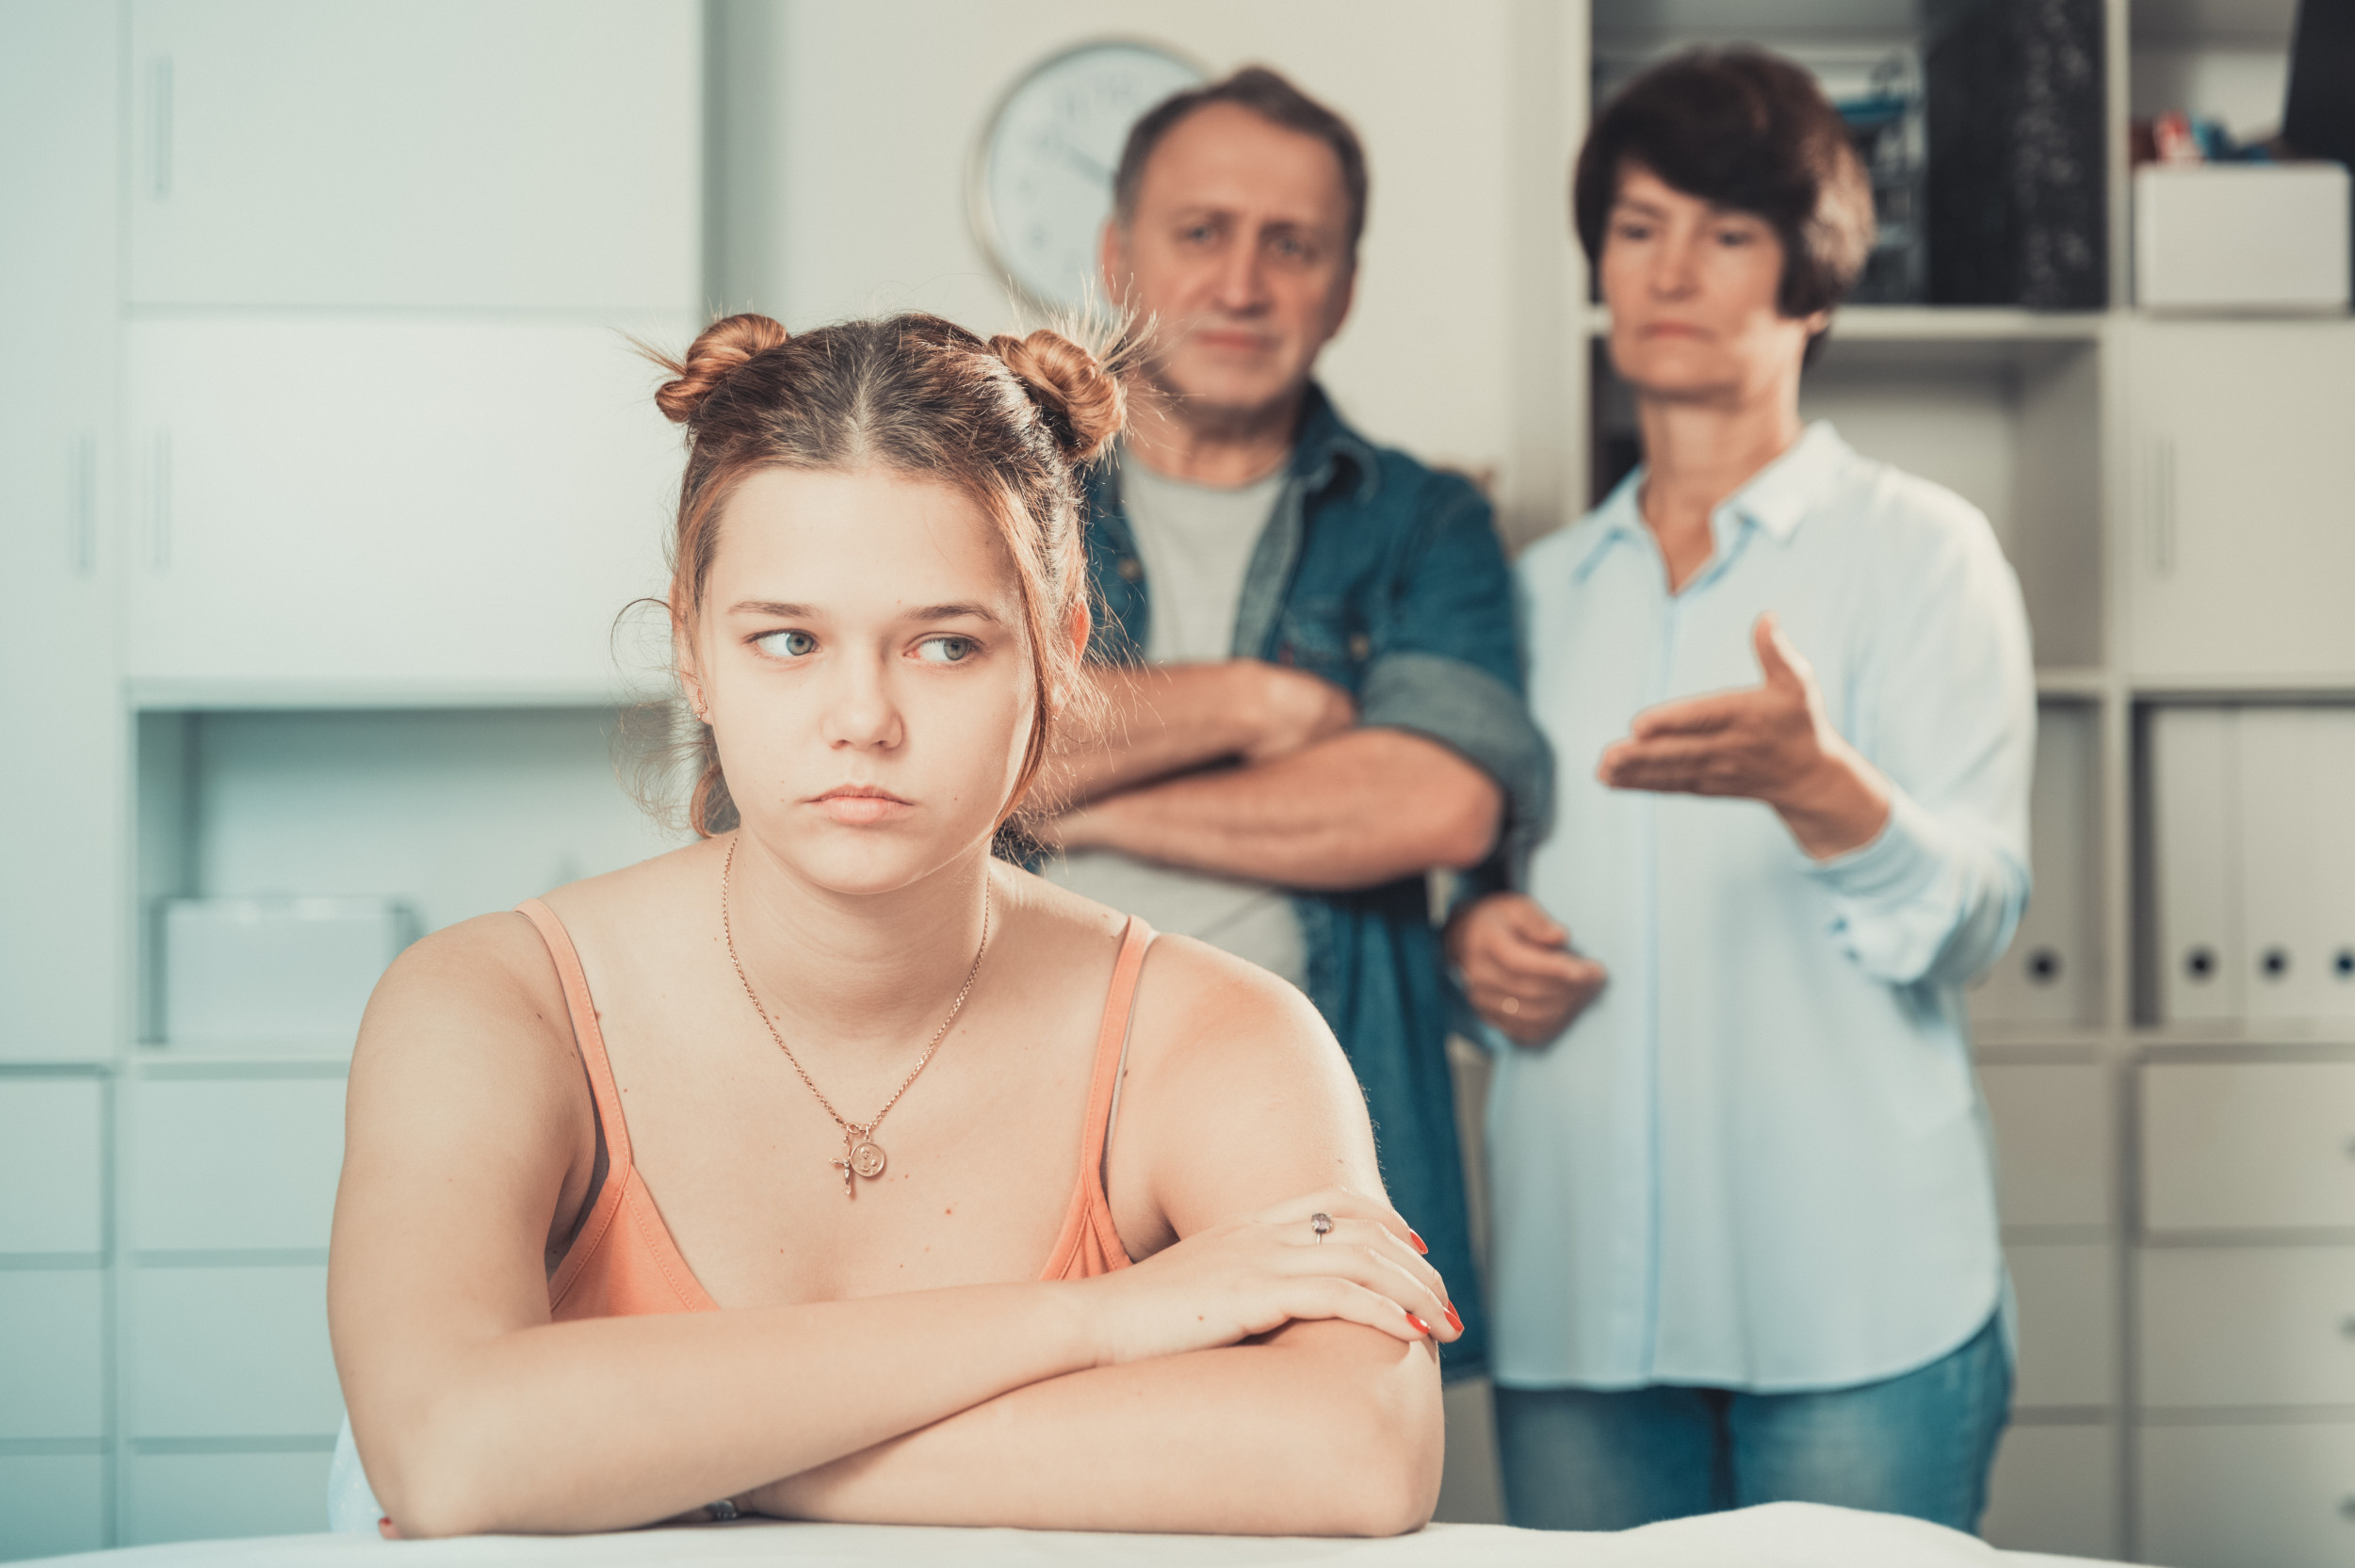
974,40,1206,313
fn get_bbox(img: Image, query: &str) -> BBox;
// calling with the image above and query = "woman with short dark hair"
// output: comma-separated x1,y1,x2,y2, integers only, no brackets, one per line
1447,48,2031,1532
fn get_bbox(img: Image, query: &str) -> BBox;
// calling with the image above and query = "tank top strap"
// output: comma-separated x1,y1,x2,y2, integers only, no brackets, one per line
1080,916,1156,1182
514,897,632,1174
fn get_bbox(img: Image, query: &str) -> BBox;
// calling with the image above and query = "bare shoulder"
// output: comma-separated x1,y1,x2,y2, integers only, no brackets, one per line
1112,936,1380,1242
348,910,582,1135
1128,935,1340,1084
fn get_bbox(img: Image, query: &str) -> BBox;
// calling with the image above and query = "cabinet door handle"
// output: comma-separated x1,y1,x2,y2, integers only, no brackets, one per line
149,55,173,200
68,433,96,577
146,432,171,573
2151,438,2177,577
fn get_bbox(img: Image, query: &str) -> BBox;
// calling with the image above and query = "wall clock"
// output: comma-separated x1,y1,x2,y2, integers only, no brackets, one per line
970,39,1206,313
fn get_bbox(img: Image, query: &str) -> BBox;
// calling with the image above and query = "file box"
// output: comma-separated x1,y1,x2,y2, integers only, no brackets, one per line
2134,164,2351,314
161,897,414,1048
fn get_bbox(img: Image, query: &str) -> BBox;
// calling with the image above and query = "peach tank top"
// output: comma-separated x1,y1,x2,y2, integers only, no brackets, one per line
514,899,1150,1320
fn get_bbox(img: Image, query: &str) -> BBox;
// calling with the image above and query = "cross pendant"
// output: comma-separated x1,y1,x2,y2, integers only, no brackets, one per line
830,1127,858,1199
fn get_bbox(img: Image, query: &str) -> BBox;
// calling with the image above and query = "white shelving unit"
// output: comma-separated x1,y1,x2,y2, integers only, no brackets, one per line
1578,1,2347,1563
0,1,702,1554
1,0,2345,1560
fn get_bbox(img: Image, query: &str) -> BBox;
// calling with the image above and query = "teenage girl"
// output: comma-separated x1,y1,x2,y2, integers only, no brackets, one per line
326,313,1456,1538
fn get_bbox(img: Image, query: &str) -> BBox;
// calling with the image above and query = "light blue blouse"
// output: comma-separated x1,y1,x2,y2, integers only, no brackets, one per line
1488,422,2034,1394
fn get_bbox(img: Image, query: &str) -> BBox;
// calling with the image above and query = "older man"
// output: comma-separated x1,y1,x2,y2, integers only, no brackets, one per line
1044,68,1549,1379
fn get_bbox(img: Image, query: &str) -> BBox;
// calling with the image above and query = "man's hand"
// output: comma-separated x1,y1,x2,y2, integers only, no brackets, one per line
1595,613,1891,860
1243,662,1356,763
1444,894,1606,1046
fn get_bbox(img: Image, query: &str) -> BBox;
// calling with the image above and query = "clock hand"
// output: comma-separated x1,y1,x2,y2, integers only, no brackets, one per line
1048,138,1114,185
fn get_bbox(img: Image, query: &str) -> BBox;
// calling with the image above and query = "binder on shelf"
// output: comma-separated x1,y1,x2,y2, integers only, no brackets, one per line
2152,706,2242,1023
2235,709,2323,1022
2309,713,2355,1020
1974,703,2099,1026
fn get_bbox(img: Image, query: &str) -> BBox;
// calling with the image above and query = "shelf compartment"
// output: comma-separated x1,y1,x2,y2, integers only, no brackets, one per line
134,704,685,1048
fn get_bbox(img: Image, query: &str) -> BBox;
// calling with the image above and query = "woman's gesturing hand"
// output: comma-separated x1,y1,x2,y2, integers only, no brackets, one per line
1595,613,1892,860
1079,1187,1458,1367
1446,893,1607,1046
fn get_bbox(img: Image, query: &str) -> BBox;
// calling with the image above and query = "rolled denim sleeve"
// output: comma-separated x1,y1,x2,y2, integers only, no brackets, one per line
1357,477,1552,852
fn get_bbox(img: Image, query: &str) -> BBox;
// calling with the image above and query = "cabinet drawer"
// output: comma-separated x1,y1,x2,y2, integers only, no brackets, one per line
128,1266,341,1438
127,1075,345,1253
0,1270,106,1440
2138,1423,2355,1568
1982,1423,2118,1561
1981,1063,2113,1228
126,1448,331,1545
0,1076,105,1254
2010,1242,2116,1410
2142,1063,2355,1232
0,1453,108,1560
2142,1248,2355,1408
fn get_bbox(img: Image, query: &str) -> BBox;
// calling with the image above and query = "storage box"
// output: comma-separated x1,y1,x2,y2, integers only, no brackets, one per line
2135,164,2351,314
161,897,414,1048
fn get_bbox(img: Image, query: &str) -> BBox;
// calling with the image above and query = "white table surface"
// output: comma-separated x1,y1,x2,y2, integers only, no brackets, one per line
26,1505,2122,1567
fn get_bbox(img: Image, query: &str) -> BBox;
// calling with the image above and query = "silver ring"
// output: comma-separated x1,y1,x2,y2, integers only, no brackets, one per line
1310,1211,1333,1243
707,1497,739,1522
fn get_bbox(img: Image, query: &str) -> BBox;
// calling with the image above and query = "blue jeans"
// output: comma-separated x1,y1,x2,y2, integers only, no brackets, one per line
1495,1313,2011,1533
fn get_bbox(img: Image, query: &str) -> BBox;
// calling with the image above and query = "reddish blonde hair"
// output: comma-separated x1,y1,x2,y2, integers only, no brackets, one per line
643,312,1124,837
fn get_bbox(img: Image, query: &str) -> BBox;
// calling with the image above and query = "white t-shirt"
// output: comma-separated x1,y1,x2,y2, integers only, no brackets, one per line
1047,457,1309,988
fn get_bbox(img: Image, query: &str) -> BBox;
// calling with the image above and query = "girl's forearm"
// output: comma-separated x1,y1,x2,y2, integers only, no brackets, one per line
748,1321,1441,1537
375,1280,1097,1538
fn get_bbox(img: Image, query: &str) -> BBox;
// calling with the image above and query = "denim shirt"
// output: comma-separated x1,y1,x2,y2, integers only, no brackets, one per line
1083,386,1552,1377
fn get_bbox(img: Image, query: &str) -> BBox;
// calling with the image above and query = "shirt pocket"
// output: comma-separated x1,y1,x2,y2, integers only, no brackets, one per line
1274,597,1374,689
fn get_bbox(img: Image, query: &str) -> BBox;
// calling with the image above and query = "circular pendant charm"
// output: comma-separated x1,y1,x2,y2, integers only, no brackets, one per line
850,1140,886,1179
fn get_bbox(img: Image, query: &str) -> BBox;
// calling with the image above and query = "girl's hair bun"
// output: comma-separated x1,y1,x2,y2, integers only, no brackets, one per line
990,330,1126,464
652,313,790,426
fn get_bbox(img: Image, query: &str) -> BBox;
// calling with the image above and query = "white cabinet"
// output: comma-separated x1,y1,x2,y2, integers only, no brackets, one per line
125,1450,331,1546
1980,1062,2114,1230
2142,1062,2355,1233
0,1272,106,1440
2125,321,2355,682
127,1266,340,1438
0,1076,106,1254
0,1454,108,1561
2141,1247,2355,1408
2009,1242,2118,1411
124,315,687,692
2138,1423,2355,1568
1982,1423,2120,1561
126,1075,346,1253
0,0,122,1061
127,0,699,313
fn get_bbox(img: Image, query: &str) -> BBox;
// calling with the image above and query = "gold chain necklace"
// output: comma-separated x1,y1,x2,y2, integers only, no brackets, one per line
721,834,991,1198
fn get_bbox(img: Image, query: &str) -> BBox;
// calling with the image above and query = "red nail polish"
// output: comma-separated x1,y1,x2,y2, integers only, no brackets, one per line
1407,1228,1429,1254
1444,1303,1463,1334
1406,1313,1434,1336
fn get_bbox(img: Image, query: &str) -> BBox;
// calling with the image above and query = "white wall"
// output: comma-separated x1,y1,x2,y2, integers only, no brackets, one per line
709,0,1588,545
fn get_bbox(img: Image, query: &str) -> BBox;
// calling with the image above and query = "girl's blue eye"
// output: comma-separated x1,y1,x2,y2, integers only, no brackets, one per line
917,636,976,664
758,629,817,657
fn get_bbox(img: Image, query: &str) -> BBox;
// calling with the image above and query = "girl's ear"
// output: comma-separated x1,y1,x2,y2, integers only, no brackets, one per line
673,602,709,721
1066,598,1093,663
